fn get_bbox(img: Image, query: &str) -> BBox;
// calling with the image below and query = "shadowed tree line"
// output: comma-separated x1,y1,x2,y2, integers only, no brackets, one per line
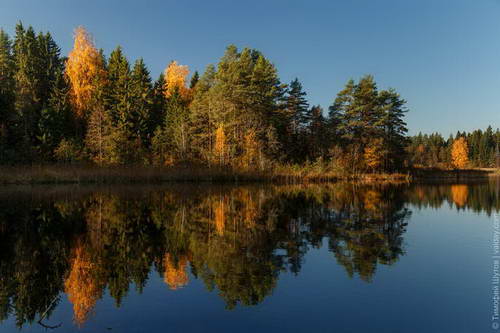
0,182,498,328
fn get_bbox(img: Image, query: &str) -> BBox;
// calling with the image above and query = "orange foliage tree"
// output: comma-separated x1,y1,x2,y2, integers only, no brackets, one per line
64,241,102,327
66,26,107,119
451,184,468,207
451,137,469,169
240,129,260,169
163,253,189,290
364,138,386,172
214,197,226,236
214,123,226,165
164,60,190,99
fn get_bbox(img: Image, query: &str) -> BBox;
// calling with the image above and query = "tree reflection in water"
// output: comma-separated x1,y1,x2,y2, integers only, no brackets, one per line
0,181,497,328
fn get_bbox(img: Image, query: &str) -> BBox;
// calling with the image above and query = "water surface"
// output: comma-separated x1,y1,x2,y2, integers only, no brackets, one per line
0,180,498,332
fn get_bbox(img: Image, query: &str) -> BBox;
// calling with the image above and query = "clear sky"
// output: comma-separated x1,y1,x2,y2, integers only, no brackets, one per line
0,0,498,135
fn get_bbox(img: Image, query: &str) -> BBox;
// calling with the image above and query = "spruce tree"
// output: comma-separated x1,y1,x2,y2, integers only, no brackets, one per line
188,64,216,162
190,70,199,89
107,46,131,123
0,29,15,162
13,24,45,160
130,58,153,150
306,105,328,160
151,73,166,133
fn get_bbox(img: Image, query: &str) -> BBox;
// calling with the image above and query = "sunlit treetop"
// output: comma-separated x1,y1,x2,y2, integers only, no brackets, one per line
164,60,190,99
65,26,107,119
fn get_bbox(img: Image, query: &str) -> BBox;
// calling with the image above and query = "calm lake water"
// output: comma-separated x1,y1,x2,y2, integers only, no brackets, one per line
0,180,498,333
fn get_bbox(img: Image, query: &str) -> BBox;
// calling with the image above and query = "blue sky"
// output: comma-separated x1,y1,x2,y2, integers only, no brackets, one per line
0,0,498,135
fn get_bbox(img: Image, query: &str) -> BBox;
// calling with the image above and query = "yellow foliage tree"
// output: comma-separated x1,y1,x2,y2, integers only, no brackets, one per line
64,241,102,327
451,137,469,169
65,26,107,119
364,138,385,172
214,123,226,165
451,184,468,207
240,128,260,170
163,253,189,290
164,60,190,99
214,198,226,236
363,189,382,213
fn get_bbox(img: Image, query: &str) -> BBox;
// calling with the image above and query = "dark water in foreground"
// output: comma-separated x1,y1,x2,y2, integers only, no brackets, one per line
0,180,498,333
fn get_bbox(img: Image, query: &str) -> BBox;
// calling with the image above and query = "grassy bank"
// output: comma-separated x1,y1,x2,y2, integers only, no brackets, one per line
410,167,499,181
0,164,413,185
0,164,496,185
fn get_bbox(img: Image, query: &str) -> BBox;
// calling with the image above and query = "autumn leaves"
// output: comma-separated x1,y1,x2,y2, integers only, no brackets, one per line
66,27,107,120
451,137,469,169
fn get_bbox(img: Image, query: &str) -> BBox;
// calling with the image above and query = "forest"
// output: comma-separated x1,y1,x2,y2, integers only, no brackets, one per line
0,23,498,176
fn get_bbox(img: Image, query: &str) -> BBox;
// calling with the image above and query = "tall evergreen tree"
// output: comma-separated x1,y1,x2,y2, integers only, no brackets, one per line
0,29,15,161
189,64,216,162
12,23,62,161
189,70,199,89
130,58,153,149
328,76,409,172
285,78,309,133
279,78,309,161
306,105,328,160
377,88,408,170
37,68,74,160
196,46,284,166
151,73,166,133
107,46,131,123
152,90,190,164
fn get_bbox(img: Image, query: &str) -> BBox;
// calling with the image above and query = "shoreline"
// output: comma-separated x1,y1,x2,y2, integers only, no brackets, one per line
0,165,497,186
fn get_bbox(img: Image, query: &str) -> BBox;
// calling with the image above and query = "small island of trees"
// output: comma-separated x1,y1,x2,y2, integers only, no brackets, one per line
0,23,498,183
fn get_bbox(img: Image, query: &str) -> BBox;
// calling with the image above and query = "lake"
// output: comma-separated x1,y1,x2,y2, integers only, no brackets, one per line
0,180,498,333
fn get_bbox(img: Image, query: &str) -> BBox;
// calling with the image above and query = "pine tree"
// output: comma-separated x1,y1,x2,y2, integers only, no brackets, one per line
285,78,309,133
328,76,409,172
377,88,408,170
196,46,284,166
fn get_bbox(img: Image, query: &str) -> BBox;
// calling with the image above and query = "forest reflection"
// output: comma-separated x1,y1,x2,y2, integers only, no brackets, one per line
0,180,498,328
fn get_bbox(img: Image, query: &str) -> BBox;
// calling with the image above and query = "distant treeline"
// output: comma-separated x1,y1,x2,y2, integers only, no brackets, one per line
408,127,499,169
0,23,497,173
